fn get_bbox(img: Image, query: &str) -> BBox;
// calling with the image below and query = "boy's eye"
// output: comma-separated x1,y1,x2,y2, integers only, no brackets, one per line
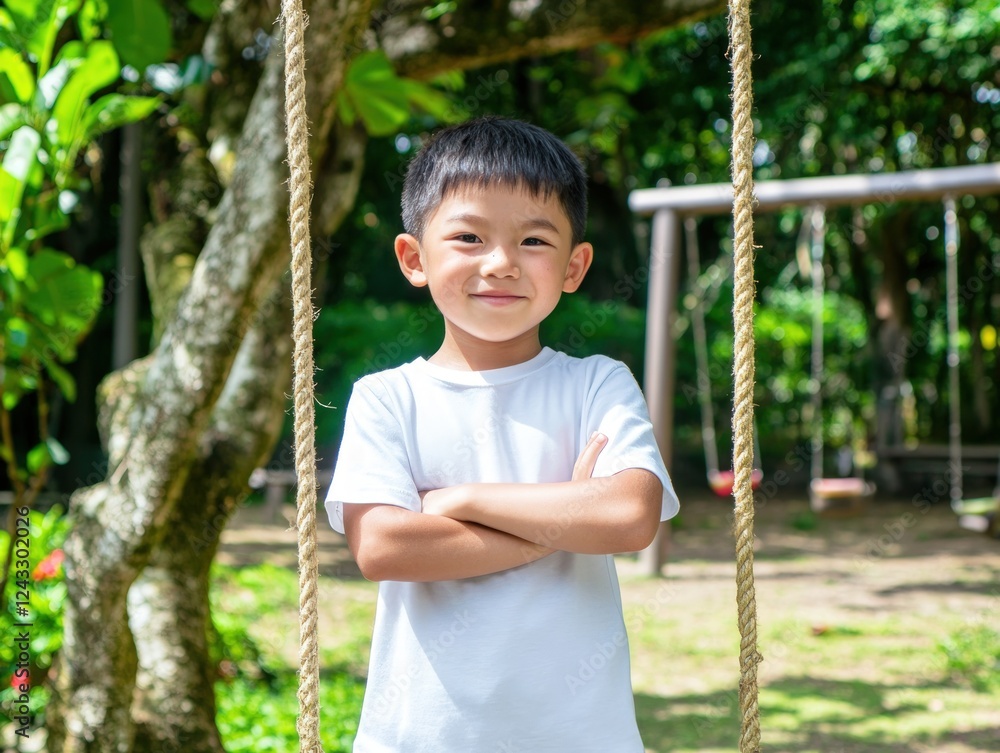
455,233,481,244
523,237,548,247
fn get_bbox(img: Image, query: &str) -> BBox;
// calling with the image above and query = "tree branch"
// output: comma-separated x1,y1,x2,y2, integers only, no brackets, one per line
380,0,725,79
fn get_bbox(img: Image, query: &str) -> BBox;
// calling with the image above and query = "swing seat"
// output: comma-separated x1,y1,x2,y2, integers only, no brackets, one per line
809,477,874,518
709,468,764,497
951,497,1000,538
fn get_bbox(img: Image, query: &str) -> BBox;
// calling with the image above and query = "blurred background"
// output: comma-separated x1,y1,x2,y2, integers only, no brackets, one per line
0,0,1000,752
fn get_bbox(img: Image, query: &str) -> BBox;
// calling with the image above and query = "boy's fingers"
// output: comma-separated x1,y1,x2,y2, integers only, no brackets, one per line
573,432,608,480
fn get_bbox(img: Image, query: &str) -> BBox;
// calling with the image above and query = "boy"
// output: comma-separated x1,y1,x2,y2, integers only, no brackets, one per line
326,116,679,752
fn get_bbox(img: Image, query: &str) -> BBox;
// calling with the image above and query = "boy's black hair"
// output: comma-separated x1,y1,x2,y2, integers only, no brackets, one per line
401,116,588,245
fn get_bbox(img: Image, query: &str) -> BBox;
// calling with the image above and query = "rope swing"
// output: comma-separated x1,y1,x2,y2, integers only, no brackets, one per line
727,0,763,750
280,0,762,750
279,0,323,750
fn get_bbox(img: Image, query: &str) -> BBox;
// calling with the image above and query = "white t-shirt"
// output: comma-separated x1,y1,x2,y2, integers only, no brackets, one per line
325,346,679,752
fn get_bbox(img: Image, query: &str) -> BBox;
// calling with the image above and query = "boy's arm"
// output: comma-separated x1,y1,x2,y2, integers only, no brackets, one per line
343,503,552,582
422,433,664,555
341,429,614,581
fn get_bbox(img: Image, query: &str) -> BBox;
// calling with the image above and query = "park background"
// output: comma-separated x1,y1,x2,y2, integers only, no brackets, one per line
0,0,998,750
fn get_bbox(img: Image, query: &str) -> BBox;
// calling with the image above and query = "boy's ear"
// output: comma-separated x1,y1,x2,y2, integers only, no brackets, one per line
562,242,594,293
395,233,427,287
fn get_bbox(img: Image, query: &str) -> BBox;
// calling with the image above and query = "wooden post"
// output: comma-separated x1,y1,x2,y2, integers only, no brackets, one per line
640,207,682,576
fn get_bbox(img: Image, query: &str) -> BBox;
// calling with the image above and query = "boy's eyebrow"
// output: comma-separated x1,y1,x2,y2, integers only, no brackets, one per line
444,213,562,234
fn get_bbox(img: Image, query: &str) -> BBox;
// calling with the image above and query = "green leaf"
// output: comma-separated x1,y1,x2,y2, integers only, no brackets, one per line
106,0,172,71
81,93,159,140
400,79,457,122
185,0,217,21
0,48,34,104
1,124,39,181
0,102,26,139
428,70,464,92
27,441,52,474
51,40,119,147
0,125,39,242
5,0,82,76
77,0,107,43
24,248,102,342
42,356,76,401
340,51,411,137
5,247,29,280
421,1,456,21
36,47,83,111
46,436,69,464
5,316,30,352
334,89,356,126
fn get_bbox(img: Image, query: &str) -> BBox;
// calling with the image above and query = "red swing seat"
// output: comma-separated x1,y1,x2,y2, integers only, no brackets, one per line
709,468,764,497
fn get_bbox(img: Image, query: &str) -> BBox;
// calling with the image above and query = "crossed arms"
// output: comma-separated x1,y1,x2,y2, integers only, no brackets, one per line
343,432,663,583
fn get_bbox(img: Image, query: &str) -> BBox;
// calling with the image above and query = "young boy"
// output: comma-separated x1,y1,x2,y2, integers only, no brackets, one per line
325,116,679,752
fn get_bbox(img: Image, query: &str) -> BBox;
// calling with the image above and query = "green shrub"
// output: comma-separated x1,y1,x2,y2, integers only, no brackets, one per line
939,624,1000,691
0,505,71,725
215,672,364,753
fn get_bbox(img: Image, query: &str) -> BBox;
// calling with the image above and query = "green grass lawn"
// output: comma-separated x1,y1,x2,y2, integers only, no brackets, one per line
212,498,1000,752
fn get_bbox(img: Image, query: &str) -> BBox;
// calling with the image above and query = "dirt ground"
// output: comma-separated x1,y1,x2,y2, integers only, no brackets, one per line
218,490,1000,752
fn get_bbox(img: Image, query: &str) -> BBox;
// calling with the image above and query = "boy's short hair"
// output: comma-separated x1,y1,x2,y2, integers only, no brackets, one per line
401,116,588,245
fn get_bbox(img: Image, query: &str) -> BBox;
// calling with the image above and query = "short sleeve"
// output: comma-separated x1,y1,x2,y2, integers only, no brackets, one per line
584,363,680,521
324,379,421,534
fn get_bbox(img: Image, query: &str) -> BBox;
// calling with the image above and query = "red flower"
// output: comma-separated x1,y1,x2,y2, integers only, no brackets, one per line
10,670,29,689
32,549,64,581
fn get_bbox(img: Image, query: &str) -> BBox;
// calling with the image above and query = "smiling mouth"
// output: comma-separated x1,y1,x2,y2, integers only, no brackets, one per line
471,294,524,304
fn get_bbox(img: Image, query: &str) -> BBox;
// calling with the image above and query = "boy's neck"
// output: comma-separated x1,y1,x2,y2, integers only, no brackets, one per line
428,329,544,372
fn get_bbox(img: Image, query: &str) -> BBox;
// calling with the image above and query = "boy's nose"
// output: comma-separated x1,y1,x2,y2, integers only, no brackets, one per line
481,247,519,278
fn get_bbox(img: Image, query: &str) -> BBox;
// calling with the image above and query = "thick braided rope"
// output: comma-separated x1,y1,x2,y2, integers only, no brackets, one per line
279,0,323,750
727,0,762,751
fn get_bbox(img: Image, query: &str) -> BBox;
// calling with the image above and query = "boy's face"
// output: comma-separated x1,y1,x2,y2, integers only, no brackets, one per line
395,185,593,368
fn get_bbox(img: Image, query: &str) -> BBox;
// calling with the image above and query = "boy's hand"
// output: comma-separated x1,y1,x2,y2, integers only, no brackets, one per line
419,432,607,521
573,432,608,481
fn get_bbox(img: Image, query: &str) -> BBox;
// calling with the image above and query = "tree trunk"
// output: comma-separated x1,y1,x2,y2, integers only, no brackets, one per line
129,290,293,753
50,0,726,750
871,213,912,492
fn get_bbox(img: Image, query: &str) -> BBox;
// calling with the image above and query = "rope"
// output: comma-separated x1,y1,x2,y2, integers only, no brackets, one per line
280,0,323,750
727,1,762,751
684,217,721,477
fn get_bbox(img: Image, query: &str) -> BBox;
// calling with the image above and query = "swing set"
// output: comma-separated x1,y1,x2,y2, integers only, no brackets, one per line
278,0,1000,749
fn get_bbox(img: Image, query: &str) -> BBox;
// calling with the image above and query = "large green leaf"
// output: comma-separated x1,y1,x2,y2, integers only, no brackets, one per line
4,0,82,76
22,249,103,350
0,125,40,243
81,93,159,140
50,40,119,147
338,51,459,135
106,0,172,71
400,79,458,123
0,48,34,104
339,51,411,137
36,44,85,111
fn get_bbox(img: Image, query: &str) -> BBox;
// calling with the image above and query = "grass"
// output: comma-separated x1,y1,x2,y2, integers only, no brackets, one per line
211,498,1000,752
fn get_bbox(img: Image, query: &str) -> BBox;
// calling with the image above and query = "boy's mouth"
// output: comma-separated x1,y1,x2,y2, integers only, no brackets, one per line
471,292,525,305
